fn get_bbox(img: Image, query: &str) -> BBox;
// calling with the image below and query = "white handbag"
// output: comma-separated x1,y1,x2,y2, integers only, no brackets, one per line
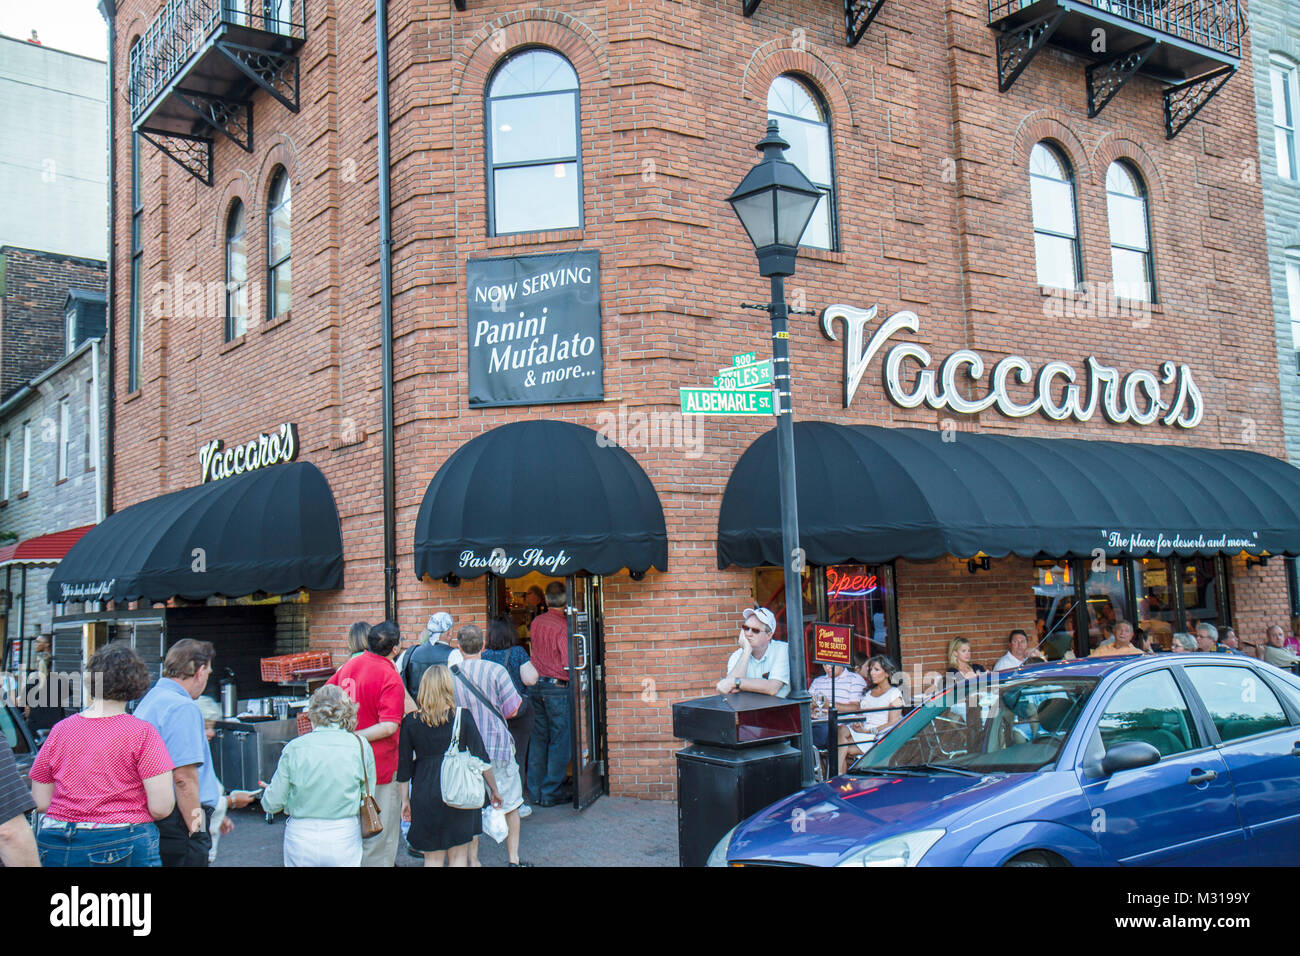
441,708,491,810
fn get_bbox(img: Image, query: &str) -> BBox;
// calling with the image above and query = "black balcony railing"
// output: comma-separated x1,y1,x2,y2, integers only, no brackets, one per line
128,0,306,185
130,0,305,122
989,0,1242,57
987,0,1244,137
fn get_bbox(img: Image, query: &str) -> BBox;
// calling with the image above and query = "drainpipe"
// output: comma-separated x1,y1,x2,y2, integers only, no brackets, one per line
99,0,116,519
92,339,103,522
376,0,397,621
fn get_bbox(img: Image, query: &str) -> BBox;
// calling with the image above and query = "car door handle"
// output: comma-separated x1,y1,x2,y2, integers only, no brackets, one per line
1187,769,1218,786
1292,743,1300,757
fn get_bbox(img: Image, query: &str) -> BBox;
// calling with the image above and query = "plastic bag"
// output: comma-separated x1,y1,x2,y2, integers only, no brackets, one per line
481,805,508,844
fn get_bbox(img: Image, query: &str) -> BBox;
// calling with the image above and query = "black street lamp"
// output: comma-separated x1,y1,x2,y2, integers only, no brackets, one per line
727,119,822,788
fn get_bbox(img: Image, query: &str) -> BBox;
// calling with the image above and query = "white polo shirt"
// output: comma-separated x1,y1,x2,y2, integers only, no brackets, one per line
994,651,1025,671
725,640,791,698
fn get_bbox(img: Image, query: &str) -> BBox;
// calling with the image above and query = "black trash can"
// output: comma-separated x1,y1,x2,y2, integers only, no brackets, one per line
673,693,802,867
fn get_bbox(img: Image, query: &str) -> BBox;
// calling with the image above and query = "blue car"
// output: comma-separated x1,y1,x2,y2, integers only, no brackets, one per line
710,654,1300,866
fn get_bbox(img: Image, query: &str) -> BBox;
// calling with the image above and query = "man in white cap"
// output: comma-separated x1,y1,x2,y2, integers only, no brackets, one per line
715,607,790,697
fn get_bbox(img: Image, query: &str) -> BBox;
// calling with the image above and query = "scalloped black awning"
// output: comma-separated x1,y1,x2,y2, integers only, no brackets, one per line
414,420,667,580
48,461,343,604
717,421,1300,568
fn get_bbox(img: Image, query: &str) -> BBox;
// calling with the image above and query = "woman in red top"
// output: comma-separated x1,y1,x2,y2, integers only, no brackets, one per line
29,643,176,867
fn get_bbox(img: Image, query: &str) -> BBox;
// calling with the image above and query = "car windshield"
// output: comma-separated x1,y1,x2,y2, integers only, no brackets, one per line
852,676,1098,774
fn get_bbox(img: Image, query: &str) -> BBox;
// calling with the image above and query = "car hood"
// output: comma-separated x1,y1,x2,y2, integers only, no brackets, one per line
728,770,1033,866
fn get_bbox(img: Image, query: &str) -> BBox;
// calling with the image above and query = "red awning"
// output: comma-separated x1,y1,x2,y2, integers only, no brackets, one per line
0,525,95,567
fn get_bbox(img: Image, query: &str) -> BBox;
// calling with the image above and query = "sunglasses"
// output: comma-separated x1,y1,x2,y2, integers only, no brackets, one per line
741,624,766,635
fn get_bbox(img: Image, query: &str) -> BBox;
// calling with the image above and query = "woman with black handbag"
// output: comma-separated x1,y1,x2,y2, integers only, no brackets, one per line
398,665,502,867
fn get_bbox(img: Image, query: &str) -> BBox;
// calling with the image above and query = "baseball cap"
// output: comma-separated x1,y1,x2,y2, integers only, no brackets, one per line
742,607,778,635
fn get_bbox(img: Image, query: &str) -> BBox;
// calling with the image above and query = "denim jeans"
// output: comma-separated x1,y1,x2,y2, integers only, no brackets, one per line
526,682,572,803
37,821,161,867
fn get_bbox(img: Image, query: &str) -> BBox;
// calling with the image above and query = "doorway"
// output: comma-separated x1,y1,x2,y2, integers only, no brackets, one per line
487,572,607,809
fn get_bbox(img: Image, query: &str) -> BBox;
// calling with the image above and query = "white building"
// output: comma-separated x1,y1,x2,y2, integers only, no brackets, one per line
0,33,107,260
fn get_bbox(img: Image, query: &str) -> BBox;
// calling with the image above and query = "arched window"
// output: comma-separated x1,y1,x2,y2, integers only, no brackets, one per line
225,200,249,340
267,169,291,319
487,48,581,236
1106,161,1154,303
767,75,836,250
1030,142,1081,291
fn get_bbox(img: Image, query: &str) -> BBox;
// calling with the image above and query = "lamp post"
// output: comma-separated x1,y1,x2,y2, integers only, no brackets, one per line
727,119,823,788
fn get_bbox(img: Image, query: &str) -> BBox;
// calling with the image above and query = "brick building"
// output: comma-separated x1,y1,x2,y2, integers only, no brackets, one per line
76,0,1300,801
0,248,106,399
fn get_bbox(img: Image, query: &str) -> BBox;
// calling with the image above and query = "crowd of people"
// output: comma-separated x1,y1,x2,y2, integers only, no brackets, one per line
0,585,578,868
4,593,1300,867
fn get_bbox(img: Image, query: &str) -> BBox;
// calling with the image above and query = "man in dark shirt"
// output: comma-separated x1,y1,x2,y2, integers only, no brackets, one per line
526,582,571,807
401,612,455,698
0,734,38,866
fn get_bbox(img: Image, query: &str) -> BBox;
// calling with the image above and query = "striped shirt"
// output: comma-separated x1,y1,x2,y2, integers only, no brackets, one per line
451,659,521,765
0,734,35,823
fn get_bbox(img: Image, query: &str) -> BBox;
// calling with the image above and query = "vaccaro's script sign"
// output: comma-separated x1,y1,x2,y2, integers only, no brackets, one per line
821,304,1204,428
199,422,298,483
467,251,603,407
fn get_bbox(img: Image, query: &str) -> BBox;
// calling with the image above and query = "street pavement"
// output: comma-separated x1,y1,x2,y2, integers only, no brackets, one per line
212,797,679,867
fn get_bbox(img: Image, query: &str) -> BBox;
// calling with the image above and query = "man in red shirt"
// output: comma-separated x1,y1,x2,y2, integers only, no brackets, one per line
527,581,572,807
328,620,405,866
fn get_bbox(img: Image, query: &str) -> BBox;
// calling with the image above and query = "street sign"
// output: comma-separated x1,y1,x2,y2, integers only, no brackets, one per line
679,387,775,416
731,351,757,367
713,359,772,390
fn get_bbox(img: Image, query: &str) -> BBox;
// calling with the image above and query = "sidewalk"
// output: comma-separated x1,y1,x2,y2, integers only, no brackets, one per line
214,797,679,867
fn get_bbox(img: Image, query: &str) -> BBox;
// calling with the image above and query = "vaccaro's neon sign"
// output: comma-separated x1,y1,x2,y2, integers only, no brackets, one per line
820,304,1203,429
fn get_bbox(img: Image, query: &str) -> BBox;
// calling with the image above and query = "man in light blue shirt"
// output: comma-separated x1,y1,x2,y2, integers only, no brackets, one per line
135,639,220,867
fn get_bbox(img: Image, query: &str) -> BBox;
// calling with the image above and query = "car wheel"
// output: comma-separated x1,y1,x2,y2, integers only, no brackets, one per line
1004,851,1065,867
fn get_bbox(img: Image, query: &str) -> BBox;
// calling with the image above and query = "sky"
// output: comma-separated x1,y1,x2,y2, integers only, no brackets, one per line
0,0,108,61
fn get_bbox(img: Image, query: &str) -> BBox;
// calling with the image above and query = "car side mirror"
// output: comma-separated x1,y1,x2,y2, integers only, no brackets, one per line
34,728,49,748
1099,741,1161,777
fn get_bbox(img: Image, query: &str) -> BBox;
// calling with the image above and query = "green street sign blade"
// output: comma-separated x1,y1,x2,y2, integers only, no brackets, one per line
679,387,775,416
713,359,772,390
731,351,757,368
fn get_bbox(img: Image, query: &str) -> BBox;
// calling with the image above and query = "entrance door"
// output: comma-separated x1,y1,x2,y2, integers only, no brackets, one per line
565,575,607,809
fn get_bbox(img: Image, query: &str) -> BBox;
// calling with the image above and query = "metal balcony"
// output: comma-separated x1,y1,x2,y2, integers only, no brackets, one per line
988,0,1243,138
129,0,306,185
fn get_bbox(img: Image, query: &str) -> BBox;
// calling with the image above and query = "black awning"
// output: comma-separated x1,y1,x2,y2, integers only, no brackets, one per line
414,420,667,580
48,461,344,604
717,421,1300,568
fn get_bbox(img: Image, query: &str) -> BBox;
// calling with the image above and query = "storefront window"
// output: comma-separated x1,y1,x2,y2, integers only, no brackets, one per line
1034,560,1078,660
1136,557,1177,647
823,564,891,663
1178,556,1225,633
1082,558,1129,653
752,566,816,649
753,564,897,684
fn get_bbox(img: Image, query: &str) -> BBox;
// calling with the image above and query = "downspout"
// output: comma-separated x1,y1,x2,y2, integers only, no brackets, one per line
376,0,397,621
99,0,116,519
92,339,103,522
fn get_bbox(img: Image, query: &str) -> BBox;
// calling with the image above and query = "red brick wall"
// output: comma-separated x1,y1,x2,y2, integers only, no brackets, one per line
108,0,1288,799
1228,560,1292,654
